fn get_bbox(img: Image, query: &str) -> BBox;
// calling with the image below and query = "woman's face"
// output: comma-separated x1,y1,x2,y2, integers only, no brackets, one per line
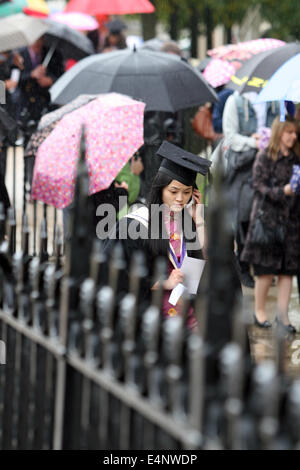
162,180,193,212
280,124,298,150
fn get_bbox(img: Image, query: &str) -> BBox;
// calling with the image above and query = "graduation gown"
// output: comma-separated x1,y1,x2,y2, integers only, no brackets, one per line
103,206,205,317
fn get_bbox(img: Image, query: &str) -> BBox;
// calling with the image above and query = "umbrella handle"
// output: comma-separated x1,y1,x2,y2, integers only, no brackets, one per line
42,39,59,69
280,100,286,122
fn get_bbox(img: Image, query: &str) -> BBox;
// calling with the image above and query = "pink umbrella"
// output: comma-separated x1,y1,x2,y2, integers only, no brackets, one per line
203,58,236,88
50,12,98,31
208,38,285,61
32,93,145,209
65,0,155,15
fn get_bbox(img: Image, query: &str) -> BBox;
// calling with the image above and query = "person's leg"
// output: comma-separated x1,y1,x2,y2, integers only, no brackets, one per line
236,221,254,288
254,274,273,322
276,275,293,325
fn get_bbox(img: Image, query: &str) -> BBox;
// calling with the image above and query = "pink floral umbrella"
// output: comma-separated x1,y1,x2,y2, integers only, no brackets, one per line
207,38,285,61
50,11,98,31
203,58,236,88
32,93,145,209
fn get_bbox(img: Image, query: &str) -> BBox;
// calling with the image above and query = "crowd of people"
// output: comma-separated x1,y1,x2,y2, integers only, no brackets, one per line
0,14,299,337
208,88,300,334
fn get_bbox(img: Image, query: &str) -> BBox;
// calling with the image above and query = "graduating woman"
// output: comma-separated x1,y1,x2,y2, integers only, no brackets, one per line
103,141,212,328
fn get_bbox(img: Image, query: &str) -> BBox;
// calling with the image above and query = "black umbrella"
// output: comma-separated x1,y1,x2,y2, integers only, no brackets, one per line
50,48,218,111
198,56,212,72
227,42,300,94
42,19,95,67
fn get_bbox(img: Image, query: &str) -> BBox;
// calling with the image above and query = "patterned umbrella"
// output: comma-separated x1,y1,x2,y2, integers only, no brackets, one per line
38,94,97,129
24,95,98,159
202,58,235,88
208,38,285,61
31,93,145,209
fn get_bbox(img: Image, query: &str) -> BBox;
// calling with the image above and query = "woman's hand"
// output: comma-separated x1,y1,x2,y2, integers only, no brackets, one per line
163,269,184,290
188,189,204,226
130,156,144,175
284,183,294,196
187,188,206,253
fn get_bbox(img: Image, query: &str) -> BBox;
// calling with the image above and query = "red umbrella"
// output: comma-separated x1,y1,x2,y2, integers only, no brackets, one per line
65,0,155,15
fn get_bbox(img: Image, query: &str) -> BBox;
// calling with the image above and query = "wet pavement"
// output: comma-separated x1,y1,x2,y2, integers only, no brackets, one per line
243,280,300,378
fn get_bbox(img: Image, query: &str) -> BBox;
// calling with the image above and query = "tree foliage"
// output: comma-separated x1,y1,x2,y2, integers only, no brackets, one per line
257,0,300,40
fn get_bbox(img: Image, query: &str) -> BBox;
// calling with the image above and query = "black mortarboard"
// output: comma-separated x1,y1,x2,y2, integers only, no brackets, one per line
106,19,127,34
156,141,211,186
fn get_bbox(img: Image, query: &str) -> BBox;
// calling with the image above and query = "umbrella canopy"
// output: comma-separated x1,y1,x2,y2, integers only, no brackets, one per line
0,0,49,16
202,58,235,88
0,12,48,52
64,0,155,15
31,93,145,209
208,38,286,73
38,94,97,130
227,42,300,94
43,19,95,63
256,53,300,103
24,94,98,159
49,12,98,32
208,38,285,61
50,48,218,112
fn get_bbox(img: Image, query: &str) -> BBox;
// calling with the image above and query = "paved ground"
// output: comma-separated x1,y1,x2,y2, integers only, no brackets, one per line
244,282,300,378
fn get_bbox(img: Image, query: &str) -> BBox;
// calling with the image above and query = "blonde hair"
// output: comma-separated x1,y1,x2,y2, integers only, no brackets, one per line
267,115,300,161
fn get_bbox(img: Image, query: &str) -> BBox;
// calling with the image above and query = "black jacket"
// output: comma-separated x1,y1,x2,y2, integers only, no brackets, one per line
18,46,64,122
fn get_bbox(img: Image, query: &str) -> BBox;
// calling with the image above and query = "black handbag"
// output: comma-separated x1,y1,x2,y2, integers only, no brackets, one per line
251,195,286,246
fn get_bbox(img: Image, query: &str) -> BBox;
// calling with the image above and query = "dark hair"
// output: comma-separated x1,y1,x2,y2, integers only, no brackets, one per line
104,32,127,50
160,41,182,57
146,172,197,257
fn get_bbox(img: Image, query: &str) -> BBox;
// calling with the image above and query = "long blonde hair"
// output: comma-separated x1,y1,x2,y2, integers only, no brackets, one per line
267,115,300,161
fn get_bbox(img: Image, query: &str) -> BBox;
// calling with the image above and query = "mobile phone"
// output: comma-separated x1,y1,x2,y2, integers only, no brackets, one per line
186,198,194,209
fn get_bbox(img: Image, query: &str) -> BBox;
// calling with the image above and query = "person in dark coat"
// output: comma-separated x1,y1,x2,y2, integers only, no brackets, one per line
222,91,280,288
0,51,22,178
18,37,64,124
212,85,233,134
241,116,300,333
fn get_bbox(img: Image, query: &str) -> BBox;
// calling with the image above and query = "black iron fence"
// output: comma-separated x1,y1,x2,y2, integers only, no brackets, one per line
0,134,300,450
